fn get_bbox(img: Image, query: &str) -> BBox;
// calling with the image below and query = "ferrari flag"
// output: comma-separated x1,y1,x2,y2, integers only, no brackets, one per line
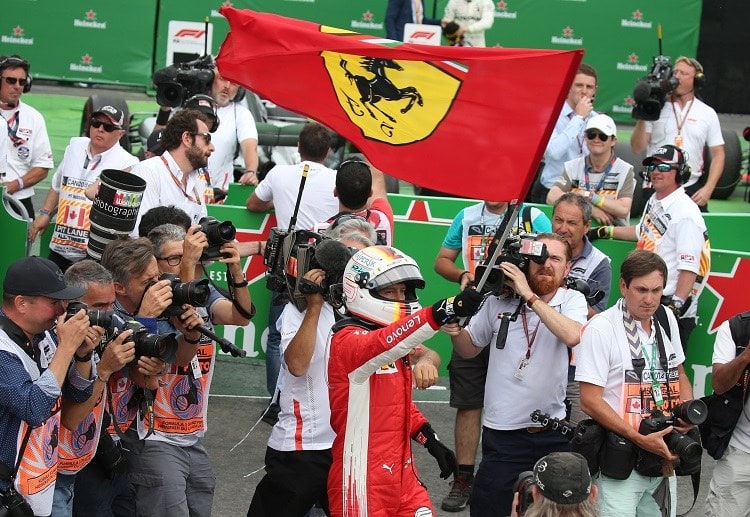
217,7,583,201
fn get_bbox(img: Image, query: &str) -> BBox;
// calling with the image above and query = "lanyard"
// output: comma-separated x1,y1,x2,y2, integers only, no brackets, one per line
3,111,26,147
160,155,202,205
582,154,616,192
520,307,540,359
671,98,694,148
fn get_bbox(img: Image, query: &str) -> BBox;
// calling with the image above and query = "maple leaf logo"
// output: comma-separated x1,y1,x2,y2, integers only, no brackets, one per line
82,54,93,65
12,26,24,36
562,26,574,37
362,10,374,22
632,9,643,21
628,53,638,64
86,9,96,21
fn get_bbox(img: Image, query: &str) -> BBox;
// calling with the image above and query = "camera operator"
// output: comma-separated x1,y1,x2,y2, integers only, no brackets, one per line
576,250,693,517
630,57,724,211
433,201,550,512
444,233,587,517
0,257,91,516
510,452,598,517
590,145,710,351
246,122,339,424
0,54,54,218
440,0,495,47
131,109,215,235
52,260,135,517
529,64,598,204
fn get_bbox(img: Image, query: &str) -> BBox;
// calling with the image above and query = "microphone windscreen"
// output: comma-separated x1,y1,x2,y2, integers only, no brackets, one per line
315,239,353,282
632,80,651,103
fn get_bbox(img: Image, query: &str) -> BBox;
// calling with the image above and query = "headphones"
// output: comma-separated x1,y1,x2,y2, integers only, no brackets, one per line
672,146,692,185
0,55,32,93
677,56,706,91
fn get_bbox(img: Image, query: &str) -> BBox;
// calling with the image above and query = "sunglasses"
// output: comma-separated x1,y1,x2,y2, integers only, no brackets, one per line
2,76,28,86
89,118,121,132
585,130,610,142
190,131,212,144
646,163,677,173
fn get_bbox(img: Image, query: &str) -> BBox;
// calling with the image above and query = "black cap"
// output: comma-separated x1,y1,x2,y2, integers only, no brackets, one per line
533,452,592,505
147,128,163,154
3,256,85,299
642,144,686,167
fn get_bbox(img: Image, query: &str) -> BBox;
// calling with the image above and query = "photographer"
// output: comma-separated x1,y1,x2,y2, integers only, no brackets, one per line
445,233,587,517
630,57,724,211
576,250,693,517
53,260,135,517
510,452,598,517
131,109,215,235
433,200,550,512
0,257,91,516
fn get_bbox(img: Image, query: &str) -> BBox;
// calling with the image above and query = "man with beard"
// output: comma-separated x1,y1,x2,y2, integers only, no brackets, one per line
444,233,587,517
131,109,215,235
207,69,259,190
28,106,139,272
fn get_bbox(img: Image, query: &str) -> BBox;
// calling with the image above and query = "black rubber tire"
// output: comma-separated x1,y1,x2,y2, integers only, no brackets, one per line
705,129,742,199
80,93,131,152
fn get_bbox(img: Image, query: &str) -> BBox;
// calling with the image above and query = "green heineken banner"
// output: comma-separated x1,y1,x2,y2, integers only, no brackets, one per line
4,0,700,122
1,0,155,86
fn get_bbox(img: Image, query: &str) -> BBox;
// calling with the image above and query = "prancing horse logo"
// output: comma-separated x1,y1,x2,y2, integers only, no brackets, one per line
322,51,462,145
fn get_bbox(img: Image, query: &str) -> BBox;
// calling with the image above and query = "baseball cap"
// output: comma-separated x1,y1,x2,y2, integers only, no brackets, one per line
3,256,85,300
585,114,617,137
92,105,125,128
146,128,163,154
642,144,685,166
533,452,592,505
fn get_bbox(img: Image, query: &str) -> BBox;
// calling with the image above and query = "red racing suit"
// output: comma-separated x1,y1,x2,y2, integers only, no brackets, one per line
327,307,440,517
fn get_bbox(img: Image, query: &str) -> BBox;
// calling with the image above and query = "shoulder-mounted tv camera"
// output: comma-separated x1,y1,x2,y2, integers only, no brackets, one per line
473,234,548,295
264,228,353,311
153,55,215,108
564,276,605,307
631,55,679,121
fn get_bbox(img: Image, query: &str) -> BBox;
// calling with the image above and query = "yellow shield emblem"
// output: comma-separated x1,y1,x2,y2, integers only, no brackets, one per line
321,51,461,145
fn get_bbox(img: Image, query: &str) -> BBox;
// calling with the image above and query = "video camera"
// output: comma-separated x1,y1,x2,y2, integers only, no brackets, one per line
198,216,236,261
512,471,535,516
153,55,215,108
631,55,679,121
156,273,210,318
264,228,351,311
638,399,707,474
473,234,548,295
564,276,605,307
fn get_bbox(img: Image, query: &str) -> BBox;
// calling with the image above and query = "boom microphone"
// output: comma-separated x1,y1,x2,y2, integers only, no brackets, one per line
315,238,354,283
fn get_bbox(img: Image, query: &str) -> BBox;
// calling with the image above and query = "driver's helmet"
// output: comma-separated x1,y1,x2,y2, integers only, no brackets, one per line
342,245,424,326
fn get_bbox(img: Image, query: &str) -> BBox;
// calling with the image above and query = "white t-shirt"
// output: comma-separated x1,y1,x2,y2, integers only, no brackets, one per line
131,150,209,235
50,137,138,261
644,97,724,187
253,161,338,231
575,300,685,429
1,101,54,200
268,302,336,451
712,320,750,453
466,288,587,429
206,102,258,190
636,187,710,318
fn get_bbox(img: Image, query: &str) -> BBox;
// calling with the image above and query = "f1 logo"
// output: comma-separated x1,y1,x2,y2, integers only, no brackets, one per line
174,29,206,38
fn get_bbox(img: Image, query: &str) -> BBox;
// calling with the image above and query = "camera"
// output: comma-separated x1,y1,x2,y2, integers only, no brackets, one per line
263,227,291,292
152,55,215,108
157,273,210,318
638,400,707,472
198,216,236,261
474,235,548,295
66,301,117,331
632,55,680,121
512,471,535,516
93,412,128,475
119,320,178,363
564,277,605,307
0,486,33,517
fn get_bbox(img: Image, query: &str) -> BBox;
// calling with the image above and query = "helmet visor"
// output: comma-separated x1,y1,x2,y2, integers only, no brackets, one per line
365,263,425,292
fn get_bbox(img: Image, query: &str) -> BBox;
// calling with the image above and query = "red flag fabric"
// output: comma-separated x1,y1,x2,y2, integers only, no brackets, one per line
217,7,583,201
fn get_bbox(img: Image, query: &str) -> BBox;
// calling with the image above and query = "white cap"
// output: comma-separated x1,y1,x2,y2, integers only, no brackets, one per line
585,114,617,137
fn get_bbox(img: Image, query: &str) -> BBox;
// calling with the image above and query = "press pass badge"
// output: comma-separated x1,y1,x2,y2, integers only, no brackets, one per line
514,357,529,380
651,379,664,407
190,355,202,379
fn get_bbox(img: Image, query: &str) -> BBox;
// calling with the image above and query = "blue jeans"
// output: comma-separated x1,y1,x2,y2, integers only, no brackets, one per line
266,294,287,397
470,427,571,517
52,473,76,516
